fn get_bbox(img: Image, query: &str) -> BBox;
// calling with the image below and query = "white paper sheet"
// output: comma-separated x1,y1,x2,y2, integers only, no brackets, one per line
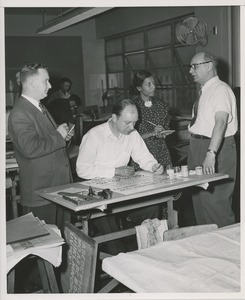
102,223,240,293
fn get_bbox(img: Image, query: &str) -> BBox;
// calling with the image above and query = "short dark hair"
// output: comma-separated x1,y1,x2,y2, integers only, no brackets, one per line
112,99,136,117
20,63,47,84
60,77,72,86
131,70,153,95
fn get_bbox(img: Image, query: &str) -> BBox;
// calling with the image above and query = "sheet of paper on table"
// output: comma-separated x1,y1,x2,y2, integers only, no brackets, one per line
81,171,185,195
102,223,240,293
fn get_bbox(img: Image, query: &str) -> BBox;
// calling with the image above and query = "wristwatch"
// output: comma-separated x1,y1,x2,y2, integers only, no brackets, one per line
207,149,217,155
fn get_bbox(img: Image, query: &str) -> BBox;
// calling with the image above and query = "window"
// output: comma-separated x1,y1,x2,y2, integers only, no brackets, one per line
105,15,197,115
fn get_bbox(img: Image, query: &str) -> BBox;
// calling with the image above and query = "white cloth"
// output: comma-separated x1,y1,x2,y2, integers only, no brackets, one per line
135,218,168,249
7,224,64,273
76,120,157,179
102,223,240,293
189,76,238,137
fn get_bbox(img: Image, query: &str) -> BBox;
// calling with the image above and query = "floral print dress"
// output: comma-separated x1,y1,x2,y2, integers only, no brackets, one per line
131,96,172,171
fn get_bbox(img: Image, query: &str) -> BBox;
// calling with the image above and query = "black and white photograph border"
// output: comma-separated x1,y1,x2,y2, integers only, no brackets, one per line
0,0,244,299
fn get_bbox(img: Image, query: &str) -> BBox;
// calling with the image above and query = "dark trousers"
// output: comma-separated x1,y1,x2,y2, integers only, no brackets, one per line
91,205,160,255
22,203,65,228
188,136,236,227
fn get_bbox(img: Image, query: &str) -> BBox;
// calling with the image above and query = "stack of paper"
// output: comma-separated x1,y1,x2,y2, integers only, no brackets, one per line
6,213,64,273
7,213,50,244
6,151,18,169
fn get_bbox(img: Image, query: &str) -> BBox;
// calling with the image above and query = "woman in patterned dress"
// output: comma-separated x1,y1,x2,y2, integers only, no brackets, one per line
130,70,173,171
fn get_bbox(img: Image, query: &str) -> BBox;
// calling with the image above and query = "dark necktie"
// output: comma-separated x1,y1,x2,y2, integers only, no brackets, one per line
190,88,202,127
39,102,57,129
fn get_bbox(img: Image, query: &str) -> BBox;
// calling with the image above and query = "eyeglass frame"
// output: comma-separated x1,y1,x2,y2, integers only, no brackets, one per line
189,61,212,70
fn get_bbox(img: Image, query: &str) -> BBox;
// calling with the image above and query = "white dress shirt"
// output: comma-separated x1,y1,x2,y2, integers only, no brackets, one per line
189,76,238,137
76,120,157,179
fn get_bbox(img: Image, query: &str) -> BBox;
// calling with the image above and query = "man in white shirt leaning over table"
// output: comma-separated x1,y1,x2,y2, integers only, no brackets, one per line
76,99,163,254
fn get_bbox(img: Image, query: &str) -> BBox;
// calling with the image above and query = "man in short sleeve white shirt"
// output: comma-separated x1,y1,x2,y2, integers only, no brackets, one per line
188,51,238,227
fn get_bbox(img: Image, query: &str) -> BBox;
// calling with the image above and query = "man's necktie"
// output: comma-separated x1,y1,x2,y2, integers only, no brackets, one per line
39,102,57,129
190,87,202,127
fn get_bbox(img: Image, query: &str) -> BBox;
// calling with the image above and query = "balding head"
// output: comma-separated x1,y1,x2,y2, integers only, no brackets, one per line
189,52,217,85
110,99,138,136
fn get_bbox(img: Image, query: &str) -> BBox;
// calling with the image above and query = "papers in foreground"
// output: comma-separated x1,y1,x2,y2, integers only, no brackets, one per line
6,213,64,273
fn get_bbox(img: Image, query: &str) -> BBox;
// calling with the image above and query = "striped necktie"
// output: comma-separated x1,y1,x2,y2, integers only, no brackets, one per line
39,102,57,129
190,87,202,127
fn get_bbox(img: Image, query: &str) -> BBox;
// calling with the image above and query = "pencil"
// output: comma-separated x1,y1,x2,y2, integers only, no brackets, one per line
147,120,157,127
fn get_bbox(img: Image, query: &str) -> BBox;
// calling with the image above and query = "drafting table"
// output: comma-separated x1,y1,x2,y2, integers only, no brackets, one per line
37,171,229,233
102,223,240,293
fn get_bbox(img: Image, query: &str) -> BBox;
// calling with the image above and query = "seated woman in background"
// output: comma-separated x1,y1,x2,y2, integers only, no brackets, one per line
129,70,173,171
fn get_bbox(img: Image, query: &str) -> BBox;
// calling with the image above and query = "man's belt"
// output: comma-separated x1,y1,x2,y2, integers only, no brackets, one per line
191,134,210,139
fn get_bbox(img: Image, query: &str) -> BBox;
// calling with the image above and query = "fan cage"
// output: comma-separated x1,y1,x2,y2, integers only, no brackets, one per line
176,17,208,47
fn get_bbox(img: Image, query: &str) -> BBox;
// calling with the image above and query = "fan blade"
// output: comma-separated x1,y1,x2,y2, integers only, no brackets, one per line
182,17,199,29
186,33,199,45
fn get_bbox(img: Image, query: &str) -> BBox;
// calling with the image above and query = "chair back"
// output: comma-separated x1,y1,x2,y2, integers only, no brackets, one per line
73,115,83,145
60,223,98,293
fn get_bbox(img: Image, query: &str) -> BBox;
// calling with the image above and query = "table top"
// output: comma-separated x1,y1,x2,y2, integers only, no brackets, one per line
37,171,228,212
102,223,240,293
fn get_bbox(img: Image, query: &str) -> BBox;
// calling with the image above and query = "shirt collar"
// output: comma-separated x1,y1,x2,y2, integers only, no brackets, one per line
105,119,122,140
21,94,41,111
202,75,219,92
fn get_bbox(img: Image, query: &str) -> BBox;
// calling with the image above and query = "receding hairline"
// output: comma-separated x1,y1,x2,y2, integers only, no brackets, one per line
112,99,137,116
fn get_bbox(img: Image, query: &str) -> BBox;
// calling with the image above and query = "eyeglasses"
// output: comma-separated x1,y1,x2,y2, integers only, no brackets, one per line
189,61,212,70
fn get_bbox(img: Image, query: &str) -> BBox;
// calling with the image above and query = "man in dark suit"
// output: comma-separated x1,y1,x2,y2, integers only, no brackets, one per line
8,63,74,225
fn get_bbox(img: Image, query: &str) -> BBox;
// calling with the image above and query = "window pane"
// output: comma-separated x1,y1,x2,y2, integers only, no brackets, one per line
147,48,171,68
125,32,144,52
107,56,123,72
174,46,196,84
152,68,172,85
125,53,145,70
106,38,122,55
175,46,196,65
148,26,171,48
155,88,173,107
175,86,196,114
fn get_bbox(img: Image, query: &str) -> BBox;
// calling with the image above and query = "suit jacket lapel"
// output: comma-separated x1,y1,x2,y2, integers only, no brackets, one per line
20,97,57,131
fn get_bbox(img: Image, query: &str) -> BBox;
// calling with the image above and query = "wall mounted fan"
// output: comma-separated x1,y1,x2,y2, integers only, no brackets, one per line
176,16,208,47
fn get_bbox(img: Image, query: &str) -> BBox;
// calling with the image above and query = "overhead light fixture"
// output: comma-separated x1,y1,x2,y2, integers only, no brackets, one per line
37,7,113,34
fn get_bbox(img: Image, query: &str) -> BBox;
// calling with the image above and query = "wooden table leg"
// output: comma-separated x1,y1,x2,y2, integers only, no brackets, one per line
7,268,15,293
37,258,59,293
167,199,178,229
